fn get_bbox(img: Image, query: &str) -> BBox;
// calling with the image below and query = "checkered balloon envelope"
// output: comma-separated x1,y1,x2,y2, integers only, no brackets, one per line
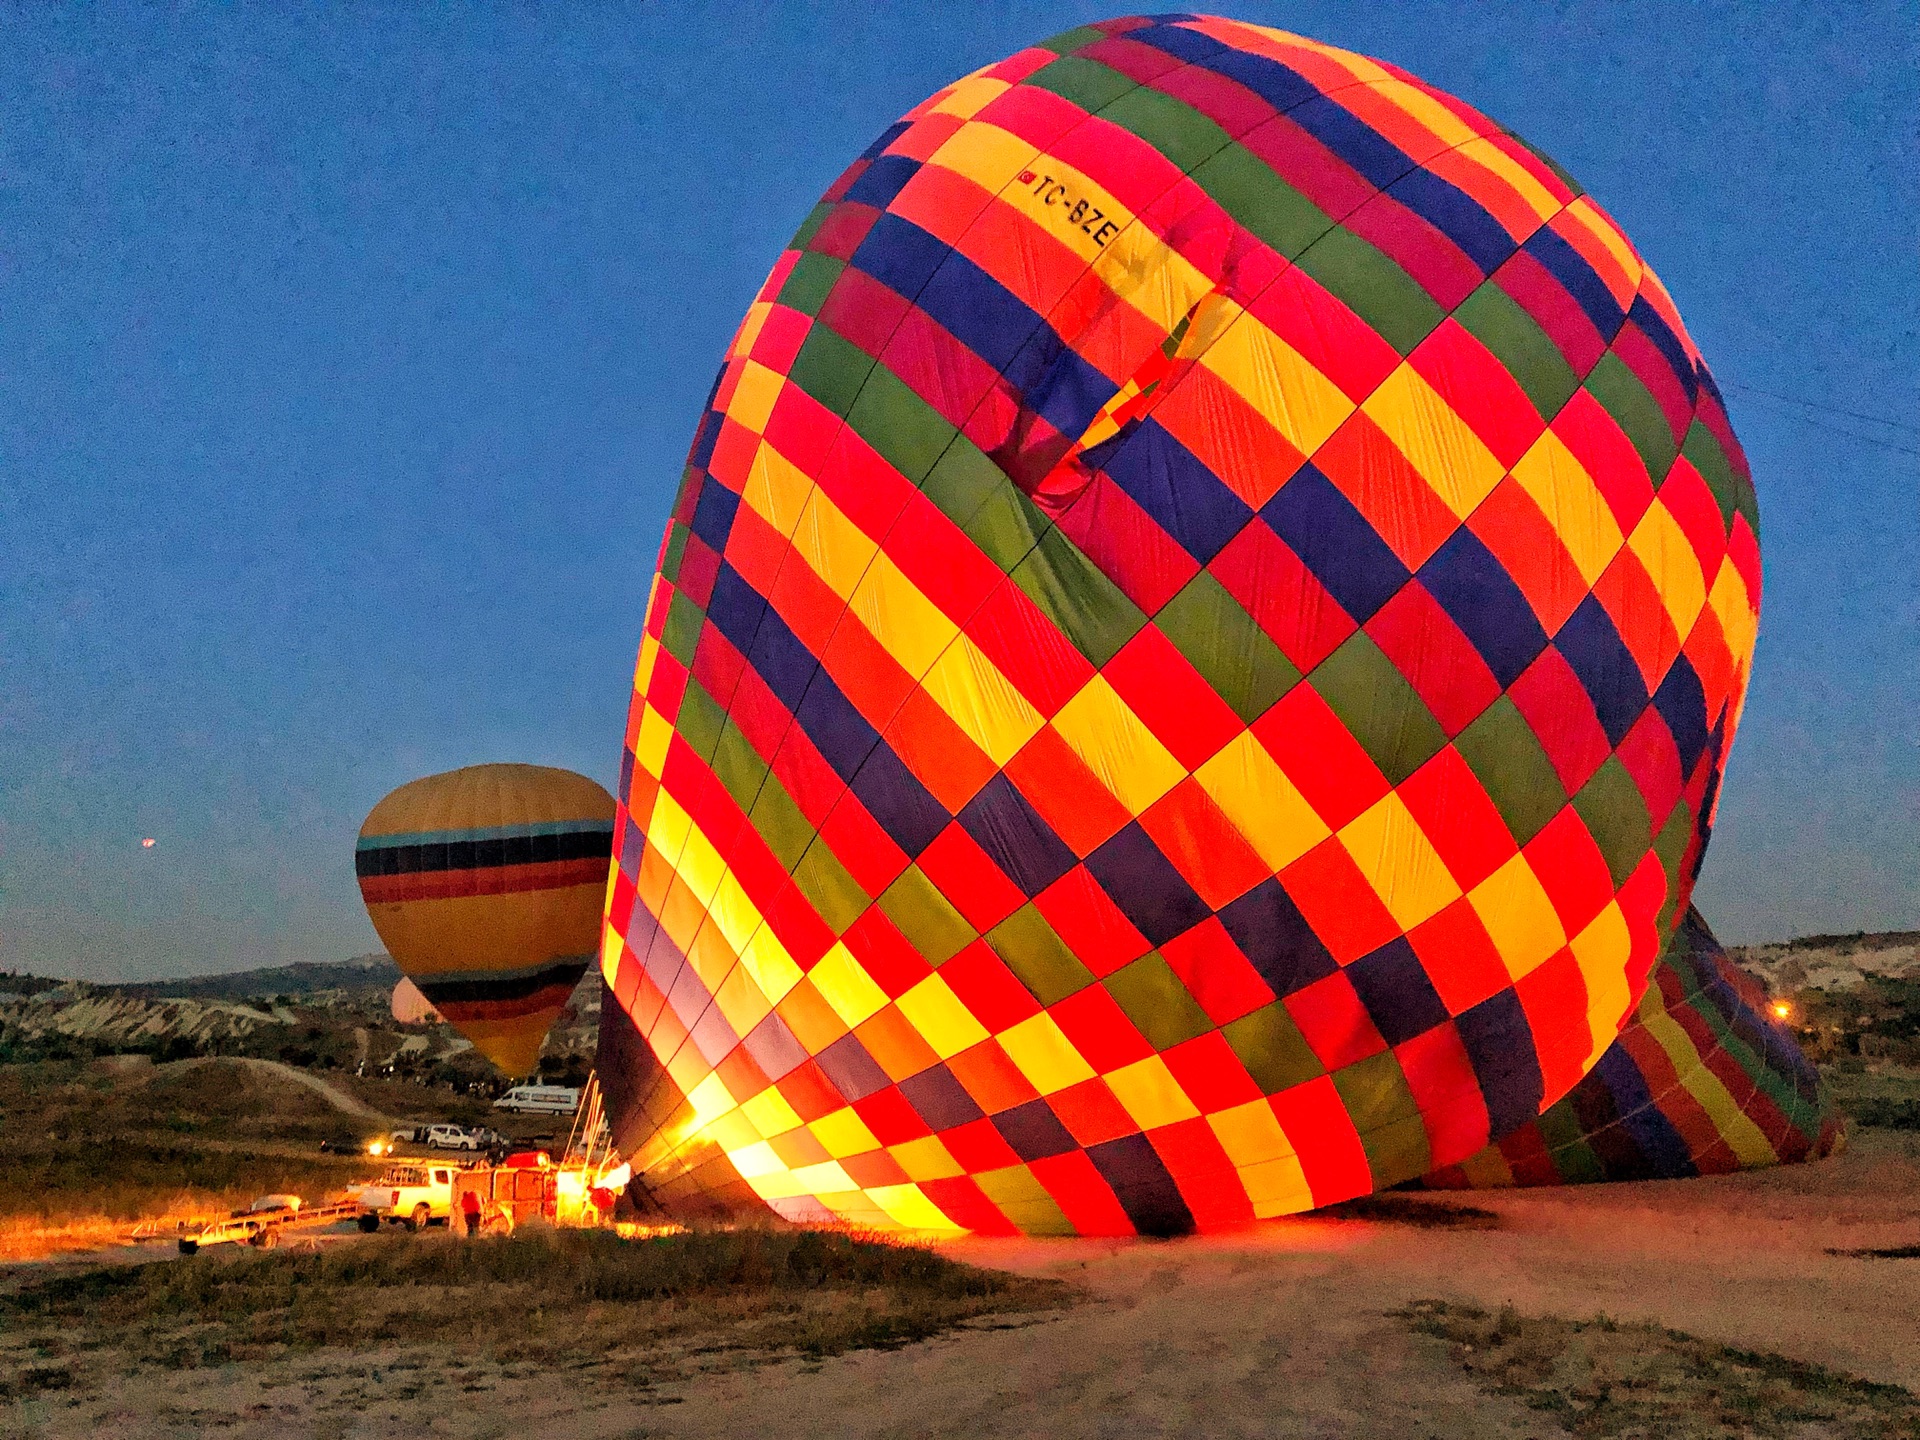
598,14,1768,1235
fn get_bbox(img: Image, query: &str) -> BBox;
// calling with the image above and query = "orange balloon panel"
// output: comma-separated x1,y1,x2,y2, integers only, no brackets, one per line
358,764,615,1077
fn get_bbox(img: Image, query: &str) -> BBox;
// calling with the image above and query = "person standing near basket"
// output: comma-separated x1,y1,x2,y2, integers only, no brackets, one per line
459,1184,482,1238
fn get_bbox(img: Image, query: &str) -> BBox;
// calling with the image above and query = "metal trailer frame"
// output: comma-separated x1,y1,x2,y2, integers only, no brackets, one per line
178,1199,364,1255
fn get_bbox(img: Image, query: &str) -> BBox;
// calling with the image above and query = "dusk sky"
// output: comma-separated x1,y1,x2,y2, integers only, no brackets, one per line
4,2,1913,981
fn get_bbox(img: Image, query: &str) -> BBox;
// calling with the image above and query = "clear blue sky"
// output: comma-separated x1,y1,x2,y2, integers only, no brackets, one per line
3,2,1913,980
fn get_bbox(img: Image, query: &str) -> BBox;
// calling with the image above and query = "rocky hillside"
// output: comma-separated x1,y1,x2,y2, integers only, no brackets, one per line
113,952,399,1001
3,988,290,1050
0,957,602,1086
1729,932,1920,994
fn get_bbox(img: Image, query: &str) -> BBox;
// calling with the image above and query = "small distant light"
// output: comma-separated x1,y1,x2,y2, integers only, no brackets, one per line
141,838,156,849
1770,1000,1792,1021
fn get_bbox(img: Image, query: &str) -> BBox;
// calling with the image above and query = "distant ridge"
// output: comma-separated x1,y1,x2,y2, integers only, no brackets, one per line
1751,930,1920,952
112,953,400,1001
10,927,1918,1006
1730,930,1918,994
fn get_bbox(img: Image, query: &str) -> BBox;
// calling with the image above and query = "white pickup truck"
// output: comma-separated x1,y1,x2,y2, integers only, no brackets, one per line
353,1163,456,1232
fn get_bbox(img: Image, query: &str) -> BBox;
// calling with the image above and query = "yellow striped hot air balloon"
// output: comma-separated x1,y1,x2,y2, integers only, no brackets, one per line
356,764,616,1077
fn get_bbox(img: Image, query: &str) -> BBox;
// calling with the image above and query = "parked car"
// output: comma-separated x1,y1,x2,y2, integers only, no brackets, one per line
492,1084,580,1115
424,1123,485,1152
353,1163,456,1231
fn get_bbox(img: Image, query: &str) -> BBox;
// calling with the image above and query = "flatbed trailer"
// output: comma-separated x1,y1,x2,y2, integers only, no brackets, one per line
178,1197,363,1254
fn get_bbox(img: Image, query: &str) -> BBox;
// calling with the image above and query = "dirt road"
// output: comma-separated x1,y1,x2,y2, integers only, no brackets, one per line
151,1055,391,1123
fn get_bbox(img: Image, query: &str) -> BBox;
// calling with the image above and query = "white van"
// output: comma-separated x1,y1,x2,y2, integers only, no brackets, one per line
493,1084,580,1115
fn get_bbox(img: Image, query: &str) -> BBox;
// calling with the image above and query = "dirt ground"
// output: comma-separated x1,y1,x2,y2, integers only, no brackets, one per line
3,1130,1917,1440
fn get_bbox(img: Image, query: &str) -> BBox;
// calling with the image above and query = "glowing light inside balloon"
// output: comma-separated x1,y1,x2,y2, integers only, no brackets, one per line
597,1161,633,1191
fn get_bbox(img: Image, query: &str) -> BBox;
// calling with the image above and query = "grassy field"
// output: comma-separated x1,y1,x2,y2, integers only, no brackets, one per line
0,1228,1069,1401
0,1057,545,1246
1400,1300,1920,1439
0,1060,386,1225
1824,1060,1920,1131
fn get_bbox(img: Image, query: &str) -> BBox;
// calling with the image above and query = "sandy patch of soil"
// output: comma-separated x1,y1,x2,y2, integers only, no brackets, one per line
1400,1299,1919,1438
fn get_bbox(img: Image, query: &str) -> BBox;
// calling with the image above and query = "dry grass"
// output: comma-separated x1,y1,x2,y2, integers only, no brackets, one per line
1316,1194,1502,1229
1827,1244,1920,1260
1827,1062,1920,1131
3,1058,356,1144
0,1060,393,1225
0,1140,375,1223
0,1216,152,1263
0,1226,1069,1399
1399,1299,1920,1438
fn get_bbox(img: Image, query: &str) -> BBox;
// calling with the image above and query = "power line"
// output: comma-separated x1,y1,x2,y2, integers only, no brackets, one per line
1722,381,1920,436
1723,387,1920,459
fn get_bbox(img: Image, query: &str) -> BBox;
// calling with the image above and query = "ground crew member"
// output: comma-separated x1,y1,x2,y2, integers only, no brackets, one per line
587,1184,615,1225
459,1185,482,1238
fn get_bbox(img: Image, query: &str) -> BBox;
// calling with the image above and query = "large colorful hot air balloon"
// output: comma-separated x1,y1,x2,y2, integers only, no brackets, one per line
358,764,615,1077
600,15,1764,1234
1428,908,1840,1189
